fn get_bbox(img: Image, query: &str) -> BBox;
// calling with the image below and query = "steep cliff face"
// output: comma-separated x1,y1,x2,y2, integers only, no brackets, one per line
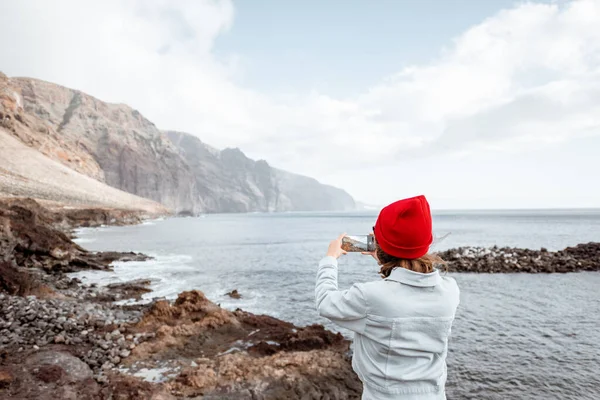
166,131,356,212
1,72,355,213
2,74,197,213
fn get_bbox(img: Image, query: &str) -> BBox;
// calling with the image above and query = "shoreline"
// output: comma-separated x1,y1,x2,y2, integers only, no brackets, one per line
1,198,599,399
0,198,361,399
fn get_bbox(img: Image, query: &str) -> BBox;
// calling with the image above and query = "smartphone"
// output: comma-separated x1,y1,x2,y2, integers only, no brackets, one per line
341,235,375,252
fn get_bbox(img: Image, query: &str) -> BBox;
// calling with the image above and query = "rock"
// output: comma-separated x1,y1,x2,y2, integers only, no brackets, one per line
0,367,14,387
118,350,130,358
225,289,242,299
26,351,92,382
437,243,600,273
101,362,114,371
133,290,359,398
35,364,64,383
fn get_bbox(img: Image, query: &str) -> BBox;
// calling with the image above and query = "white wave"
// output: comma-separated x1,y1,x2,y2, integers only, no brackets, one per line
68,253,195,303
72,237,96,244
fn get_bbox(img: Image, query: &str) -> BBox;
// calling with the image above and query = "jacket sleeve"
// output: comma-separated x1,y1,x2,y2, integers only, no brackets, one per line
315,256,368,334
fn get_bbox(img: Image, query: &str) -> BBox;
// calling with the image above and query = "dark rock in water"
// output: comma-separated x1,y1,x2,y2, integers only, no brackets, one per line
225,289,241,299
177,210,195,217
437,242,600,273
106,279,152,301
90,251,152,264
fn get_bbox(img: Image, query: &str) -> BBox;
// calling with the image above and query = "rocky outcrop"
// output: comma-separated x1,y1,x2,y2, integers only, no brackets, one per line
0,198,150,274
0,199,362,399
129,290,360,399
438,243,600,273
1,72,355,213
166,131,356,212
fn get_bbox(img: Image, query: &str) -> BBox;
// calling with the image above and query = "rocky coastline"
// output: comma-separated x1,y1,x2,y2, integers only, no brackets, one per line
1,198,599,399
438,243,600,273
0,198,361,399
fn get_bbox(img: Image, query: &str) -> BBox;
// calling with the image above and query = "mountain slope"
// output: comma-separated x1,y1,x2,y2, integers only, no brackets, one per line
1,73,197,213
166,131,356,212
1,72,355,213
0,127,167,214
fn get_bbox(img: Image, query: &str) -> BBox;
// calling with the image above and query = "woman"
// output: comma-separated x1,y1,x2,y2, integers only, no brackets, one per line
315,195,459,400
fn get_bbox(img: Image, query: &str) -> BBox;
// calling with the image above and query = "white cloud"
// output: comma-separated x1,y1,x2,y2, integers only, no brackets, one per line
1,0,599,207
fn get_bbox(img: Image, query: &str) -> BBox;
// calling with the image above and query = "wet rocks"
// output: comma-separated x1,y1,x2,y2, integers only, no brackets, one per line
438,242,600,273
106,279,152,301
225,289,241,299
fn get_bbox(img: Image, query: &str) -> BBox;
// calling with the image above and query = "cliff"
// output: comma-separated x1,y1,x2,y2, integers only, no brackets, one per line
1,72,356,213
166,131,356,212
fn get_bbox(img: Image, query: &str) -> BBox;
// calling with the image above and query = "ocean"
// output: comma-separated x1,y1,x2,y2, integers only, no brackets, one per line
71,210,600,399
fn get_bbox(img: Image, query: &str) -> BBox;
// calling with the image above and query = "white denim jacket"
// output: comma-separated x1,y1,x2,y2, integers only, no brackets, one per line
315,256,460,400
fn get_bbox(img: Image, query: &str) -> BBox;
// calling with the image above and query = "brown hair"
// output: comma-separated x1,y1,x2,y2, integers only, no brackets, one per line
376,242,446,278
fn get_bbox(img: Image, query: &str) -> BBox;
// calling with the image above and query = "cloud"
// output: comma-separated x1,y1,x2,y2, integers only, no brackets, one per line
1,0,600,206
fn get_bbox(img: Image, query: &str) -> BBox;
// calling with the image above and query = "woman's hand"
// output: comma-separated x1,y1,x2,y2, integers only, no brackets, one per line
326,233,347,259
361,251,378,262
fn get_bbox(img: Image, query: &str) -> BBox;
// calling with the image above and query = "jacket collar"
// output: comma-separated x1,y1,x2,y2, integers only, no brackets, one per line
385,267,441,287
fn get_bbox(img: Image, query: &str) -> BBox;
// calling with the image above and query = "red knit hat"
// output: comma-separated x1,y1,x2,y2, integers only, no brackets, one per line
374,195,433,259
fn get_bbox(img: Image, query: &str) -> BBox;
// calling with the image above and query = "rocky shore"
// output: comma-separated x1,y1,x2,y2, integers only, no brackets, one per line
438,243,600,273
2,198,599,399
0,198,361,399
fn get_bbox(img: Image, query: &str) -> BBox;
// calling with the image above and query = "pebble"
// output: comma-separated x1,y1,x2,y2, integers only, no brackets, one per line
0,293,144,374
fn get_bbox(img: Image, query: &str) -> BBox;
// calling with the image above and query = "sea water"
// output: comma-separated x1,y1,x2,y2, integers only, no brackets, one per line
71,210,600,399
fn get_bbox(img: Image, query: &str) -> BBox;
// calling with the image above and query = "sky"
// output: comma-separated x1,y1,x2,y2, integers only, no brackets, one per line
1,0,599,209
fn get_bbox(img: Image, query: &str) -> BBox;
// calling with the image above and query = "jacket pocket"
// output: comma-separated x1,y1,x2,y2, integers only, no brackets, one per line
385,316,453,391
